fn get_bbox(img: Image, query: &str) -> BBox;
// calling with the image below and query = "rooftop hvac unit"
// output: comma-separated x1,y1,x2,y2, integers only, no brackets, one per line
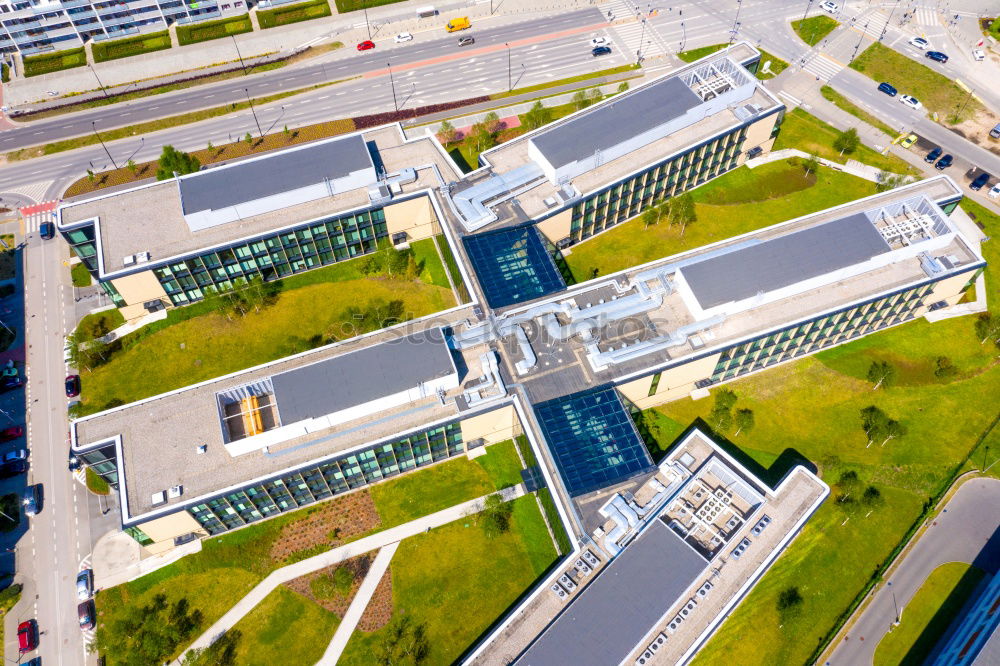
168,485,183,499
135,251,151,263
543,196,559,208
122,255,136,266
196,444,207,454
151,490,166,506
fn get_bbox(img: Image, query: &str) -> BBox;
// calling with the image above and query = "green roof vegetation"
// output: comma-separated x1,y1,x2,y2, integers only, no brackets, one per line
92,31,172,63
258,0,331,29
23,47,86,77
176,15,252,46
71,262,92,287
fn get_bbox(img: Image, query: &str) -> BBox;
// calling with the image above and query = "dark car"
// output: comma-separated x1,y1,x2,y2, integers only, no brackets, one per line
23,484,42,516
65,374,80,398
40,221,55,240
592,45,612,57
458,36,475,46
0,425,23,441
78,600,95,630
17,619,37,654
877,82,897,96
971,172,991,191
1,376,23,391
925,147,942,163
0,460,28,479
925,50,948,63
356,40,375,51
935,154,954,170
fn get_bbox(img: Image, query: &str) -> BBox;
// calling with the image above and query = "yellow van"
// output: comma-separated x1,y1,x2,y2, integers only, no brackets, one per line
446,17,470,32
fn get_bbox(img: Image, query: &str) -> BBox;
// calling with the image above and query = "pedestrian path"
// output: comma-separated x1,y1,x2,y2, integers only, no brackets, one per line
801,52,844,81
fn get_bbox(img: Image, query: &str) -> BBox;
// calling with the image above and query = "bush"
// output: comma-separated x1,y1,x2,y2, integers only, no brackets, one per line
86,467,110,495
1,62,9,83
71,262,92,287
177,16,252,46
23,47,87,77
93,31,172,63
0,494,20,532
258,0,332,29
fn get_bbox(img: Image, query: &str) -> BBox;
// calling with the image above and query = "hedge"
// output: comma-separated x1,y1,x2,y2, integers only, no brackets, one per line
258,0,331,29
92,31,172,63
334,0,407,11
176,15,253,46
1,62,9,83
23,47,87,78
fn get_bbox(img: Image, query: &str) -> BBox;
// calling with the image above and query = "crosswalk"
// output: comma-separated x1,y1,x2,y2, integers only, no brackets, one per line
801,52,844,81
914,6,939,27
613,18,669,61
19,200,58,233
853,9,891,40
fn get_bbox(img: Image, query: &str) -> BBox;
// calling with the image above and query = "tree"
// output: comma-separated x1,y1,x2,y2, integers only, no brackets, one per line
523,101,552,130
470,121,495,152
588,87,603,104
709,389,737,432
833,127,860,155
405,253,419,281
92,593,204,665
617,81,630,94
934,356,957,380
438,119,458,144
126,159,136,174
572,90,590,110
777,587,804,618
207,140,214,153
480,493,513,538
866,360,895,390
182,628,241,665
668,192,696,236
244,132,253,145
802,155,820,177
734,408,755,436
861,485,884,508
974,313,1000,347
482,110,503,135
156,145,201,181
860,405,906,447
641,207,659,229
876,171,907,193
374,616,429,666
86,168,95,182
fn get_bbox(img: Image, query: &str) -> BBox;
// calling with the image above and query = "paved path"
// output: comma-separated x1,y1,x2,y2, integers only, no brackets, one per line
318,541,399,665
178,484,525,661
827,477,1000,665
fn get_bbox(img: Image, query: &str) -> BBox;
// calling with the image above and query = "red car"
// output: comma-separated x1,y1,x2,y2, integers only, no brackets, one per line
65,374,80,398
17,619,37,654
0,425,23,441
356,40,375,51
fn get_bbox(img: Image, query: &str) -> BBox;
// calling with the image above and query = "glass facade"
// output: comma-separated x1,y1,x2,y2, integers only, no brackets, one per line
463,224,566,308
77,442,119,488
568,127,748,242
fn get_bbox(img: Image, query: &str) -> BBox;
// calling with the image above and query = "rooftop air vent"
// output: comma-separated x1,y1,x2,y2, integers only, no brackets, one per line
122,255,136,266
135,251,151,263
151,490,166,506
168,485,183,499
196,444,207,454
543,196,559,208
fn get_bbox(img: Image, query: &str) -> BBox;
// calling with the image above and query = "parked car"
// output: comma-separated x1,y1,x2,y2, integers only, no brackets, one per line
925,147,942,163
590,36,609,48
0,461,27,479
819,1,839,13
3,449,27,464
65,374,80,398
0,376,23,393
899,94,922,110
970,172,991,191
23,484,41,516
40,222,55,240
592,45,612,57
908,36,929,50
935,154,954,170
899,134,918,149
990,122,1000,139
457,36,475,46
925,50,948,63
877,82,897,97
393,32,413,43
0,425,23,441
972,48,985,61
356,40,375,51
77,569,93,601
17,619,37,654
78,600,95,630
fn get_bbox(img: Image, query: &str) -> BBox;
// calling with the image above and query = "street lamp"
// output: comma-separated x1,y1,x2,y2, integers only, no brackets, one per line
729,0,744,45
244,88,263,138
91,121,118,169
505,42,512,92
887,581,900,625
387,62,398,112
802,0,813,22
637,18,647,64
231,34,248,75
88,65,110,99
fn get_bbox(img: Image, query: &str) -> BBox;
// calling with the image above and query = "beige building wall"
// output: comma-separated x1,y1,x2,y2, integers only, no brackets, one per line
460,404,521,445
618,352,722,410
110,270,168,308
736,113,780,166
384,196,439,242
916,269,979,313
137,510,207,555
536,208,573,244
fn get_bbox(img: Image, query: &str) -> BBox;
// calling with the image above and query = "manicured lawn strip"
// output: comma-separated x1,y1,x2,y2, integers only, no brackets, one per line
490,64,640,99
537,487,572,554
176,15,252,46
676,43,786,79
338,495,557,666
435,234,470,302
86,467,110,495
677,44,726,63
74,309,125,340
474,439,525,489
93,31,172,63
409,236,451,288
515,434,538,468
873,562,985,666
71,262,92,287
335,0,406,10
774,107,918,174
821,85,898,136
512,495,559,575
23,47,86,77
564,160,876,280
756,49,789,79
258,0,331,29
955,199,1000,316
370,457,495,527
792,15,839,46
849,42,983,121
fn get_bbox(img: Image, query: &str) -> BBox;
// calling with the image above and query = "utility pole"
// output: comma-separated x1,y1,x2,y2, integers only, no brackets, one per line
91,121,118,169
881,0,900,42
802,0,813,22
89,65,110,99
244,88,263,138
729,0,744,45
364,6,372,40
505,42,511,91
387,62,398,112
637,18,646,64
231,34,248,75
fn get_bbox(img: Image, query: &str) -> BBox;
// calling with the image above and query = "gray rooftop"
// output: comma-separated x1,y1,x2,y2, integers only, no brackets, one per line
682,212,890,309
515,519,706,666
178,134,373,215
529,76,702,170
271,329,456,424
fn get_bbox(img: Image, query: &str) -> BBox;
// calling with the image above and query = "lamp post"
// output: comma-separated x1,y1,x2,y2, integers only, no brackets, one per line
364,6,372,40
244,88,263,138
730,0,744,45
881,0,900,42
802,0,813,21
887,581,900,625
387,62,398,112
231,34,248,75
91,121,118,169
506,42,512,91
637,18,647,64
89,65,110,99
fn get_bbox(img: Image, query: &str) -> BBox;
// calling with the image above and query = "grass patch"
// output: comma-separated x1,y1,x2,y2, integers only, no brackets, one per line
0,494,19,532
23,47,87,77
176,15,252,46
338,495,557,666
74,309,125,342
537,487,572,554
792,15,839,46
821,85,898,136
409,236,450,288
677,44,726,63
874,562,985,666
490,64,640,99
71,262,92,287
435,234,469,302
93,31,172,63
86,467,110,495
0,234,16,280
258,0,332,29
564,159,876,280
0,584,22,646
676,44,787,79
1,62,8,83
474,439,525,489
775,107,918,174
335,0,406,10
849,42,983,121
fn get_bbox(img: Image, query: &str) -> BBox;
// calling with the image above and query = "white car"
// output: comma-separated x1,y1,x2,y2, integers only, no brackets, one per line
899,94,922,110
819,1,839,14
590,36,609,48
393,32,413,43
909,36,929,50
989,183,1000,199
972,48,985,61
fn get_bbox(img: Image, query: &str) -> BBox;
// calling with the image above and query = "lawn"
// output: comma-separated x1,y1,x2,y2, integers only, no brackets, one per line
564,158,876,280
873,562,986,666
792,15,839,46
435,234,470,302
335,0,406,10
676,43,787,79
491,64,639,100
23,47,87,77
258,0,332,29
71,262,92,287
774,107,918,174
338,494,558,665
849,42,983,121
821,85,898,137
92,31,172,63
176,15,252,46
409,236,451,289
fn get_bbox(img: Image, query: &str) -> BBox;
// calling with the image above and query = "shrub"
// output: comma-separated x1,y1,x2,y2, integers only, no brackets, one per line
258,0,331,30
93,31,171,63
177,16,252,46
23,47,87,77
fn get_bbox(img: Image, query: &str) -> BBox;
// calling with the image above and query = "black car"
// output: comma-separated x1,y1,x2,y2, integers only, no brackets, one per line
925,147,942,163
935,154,953,170
877,82,897,96
0,376,23,392
970,172,991,191
925,50,948,63
0,460,28,479
591,45,612,57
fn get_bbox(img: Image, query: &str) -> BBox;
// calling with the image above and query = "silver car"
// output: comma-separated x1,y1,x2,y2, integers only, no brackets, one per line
76,569,93,601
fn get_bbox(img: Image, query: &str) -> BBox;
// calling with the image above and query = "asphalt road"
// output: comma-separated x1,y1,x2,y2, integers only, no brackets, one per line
827,477,1000,665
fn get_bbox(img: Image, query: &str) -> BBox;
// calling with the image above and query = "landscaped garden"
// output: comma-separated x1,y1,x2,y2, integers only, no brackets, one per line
22,47,87,77
792,15,839,46
92,31,172,63
176,15,253,46
258,0,332,29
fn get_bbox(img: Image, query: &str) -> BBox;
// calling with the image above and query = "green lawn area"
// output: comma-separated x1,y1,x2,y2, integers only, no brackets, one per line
792,15,839,45
409,236,450,288
676,43,787,79
258,0,332,29
23,47,87,77
338,494,558,665
176,15,252,46
874,562,985,666
849,42,983,122
564,158,876,281
821,85,899,137
71,262,92,287
677,44,727,63
334,0,405,10
774,107,918,174
74,309,124,341
92,31,172,63
491,64,640,100
435,234,470,302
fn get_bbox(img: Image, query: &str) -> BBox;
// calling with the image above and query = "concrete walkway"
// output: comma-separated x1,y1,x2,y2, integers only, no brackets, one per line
177,484,525,661
745,147,888,181
317,541,399,665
